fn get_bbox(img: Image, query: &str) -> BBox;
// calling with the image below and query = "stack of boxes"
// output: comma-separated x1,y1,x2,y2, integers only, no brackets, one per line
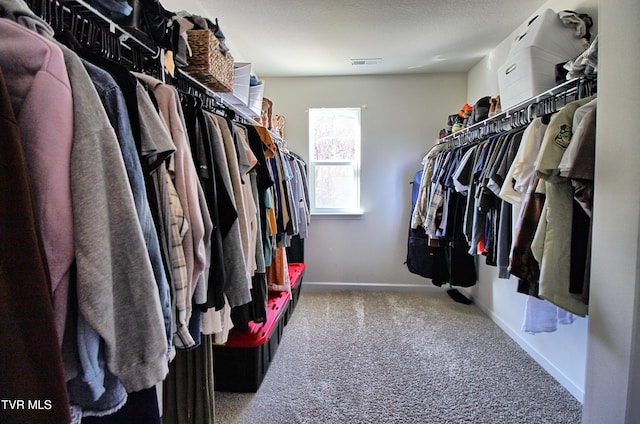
220,62,265,118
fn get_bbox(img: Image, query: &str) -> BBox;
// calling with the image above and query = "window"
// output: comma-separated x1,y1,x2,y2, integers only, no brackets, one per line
308,108,361,214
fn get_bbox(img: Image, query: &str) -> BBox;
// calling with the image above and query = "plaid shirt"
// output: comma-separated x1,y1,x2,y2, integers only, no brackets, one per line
411,144,447,230
425,181,445,238
165,169,195,349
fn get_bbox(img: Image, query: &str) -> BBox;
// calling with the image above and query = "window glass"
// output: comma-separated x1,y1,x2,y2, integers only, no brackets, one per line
309,108,361,213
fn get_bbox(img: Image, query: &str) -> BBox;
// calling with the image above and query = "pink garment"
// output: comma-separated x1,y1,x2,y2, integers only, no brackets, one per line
0,19,74,345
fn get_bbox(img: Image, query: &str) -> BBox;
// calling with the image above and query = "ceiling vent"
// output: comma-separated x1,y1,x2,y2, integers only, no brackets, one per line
351,58,383,66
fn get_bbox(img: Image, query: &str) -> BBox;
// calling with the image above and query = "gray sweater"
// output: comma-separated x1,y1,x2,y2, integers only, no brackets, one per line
64,31,169,394
2,0,169,394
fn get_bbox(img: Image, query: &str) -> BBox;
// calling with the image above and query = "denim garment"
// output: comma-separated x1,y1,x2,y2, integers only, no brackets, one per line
83,61,173,352
65,60,171,415
66,312,127,415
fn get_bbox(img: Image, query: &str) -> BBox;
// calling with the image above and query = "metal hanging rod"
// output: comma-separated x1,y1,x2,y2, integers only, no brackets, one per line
28,0,158,54
439,77,596,149
174,69,268,128
26,0,161,73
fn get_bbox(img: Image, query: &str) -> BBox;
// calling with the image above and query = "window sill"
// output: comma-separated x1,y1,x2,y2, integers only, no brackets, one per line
311,210,364,219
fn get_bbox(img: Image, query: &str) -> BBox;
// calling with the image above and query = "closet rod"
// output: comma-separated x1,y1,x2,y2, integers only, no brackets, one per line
174,71,289,143
175,69,262,126
67,0,157,55
439,76,596,148
25,0,163,76
27,0,159,56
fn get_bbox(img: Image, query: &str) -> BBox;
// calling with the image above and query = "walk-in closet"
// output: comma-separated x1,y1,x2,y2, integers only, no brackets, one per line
1,0,639,423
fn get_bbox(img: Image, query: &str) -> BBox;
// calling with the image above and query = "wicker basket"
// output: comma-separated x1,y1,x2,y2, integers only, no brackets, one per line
184,29,234,93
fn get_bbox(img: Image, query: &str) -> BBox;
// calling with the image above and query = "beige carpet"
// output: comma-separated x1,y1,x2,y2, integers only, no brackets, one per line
215,289,582,423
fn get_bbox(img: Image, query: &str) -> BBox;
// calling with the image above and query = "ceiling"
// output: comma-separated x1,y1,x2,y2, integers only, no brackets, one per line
161,0,549,78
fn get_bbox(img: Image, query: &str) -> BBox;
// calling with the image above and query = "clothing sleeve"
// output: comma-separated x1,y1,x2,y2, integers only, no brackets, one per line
452,147,475,194
411,144,445,229
499,118,546,205
410,158,431,229
566,107,597,214
67,52,168,392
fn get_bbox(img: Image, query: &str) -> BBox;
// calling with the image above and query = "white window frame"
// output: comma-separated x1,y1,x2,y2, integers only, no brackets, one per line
308,107,362,215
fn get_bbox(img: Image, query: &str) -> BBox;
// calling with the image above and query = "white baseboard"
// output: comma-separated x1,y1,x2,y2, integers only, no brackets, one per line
470,294,585,403
302,281,446,292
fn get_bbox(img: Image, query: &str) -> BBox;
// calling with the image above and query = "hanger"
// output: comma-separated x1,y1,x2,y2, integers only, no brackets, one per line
212,105,235,120
57,27,83,51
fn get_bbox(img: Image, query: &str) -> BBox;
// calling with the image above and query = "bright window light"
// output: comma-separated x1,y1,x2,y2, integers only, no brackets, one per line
308,108,361,214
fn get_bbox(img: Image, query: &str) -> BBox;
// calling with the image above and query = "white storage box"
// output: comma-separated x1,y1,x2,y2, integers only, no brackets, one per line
248,81,265,117
221,63,252,106
498,8,588,109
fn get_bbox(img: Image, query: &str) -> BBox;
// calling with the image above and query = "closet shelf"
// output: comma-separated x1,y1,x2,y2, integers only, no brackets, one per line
175,69,263,126
439,76,596,148
176,70,289,144
28,0,272,131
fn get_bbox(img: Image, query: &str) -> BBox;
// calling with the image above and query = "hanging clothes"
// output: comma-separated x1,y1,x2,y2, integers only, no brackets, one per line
1,7,172,422
162,335,216,424
229,124,275,326
83,59,173,359
201,112,253,308
532,95,595,317
135,79,198,352
562,100,597,304
211,114,254,292
410,143,477,288
2,1,311,422
489,130,524,278
416,78,595,326
135,72,209,332
180,95,232,312
406,170,435,278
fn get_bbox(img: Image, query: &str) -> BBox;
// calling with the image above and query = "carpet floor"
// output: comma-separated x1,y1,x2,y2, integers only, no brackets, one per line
215,289,582,424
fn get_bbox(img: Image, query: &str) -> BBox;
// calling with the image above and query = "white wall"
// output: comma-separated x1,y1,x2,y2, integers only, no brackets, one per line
583,1,640,422
463,0,598,403
263,73,467,287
